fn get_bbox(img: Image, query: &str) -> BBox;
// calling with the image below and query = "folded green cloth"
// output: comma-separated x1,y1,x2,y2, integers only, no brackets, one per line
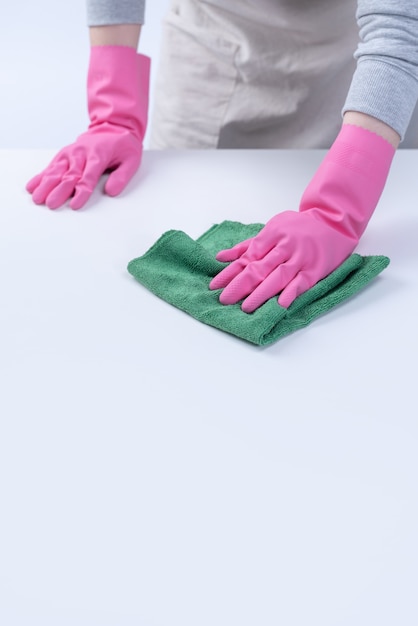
127,221,390,346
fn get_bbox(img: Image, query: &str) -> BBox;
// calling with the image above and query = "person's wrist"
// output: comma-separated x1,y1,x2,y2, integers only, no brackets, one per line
343,111,400,149
89,24,142,49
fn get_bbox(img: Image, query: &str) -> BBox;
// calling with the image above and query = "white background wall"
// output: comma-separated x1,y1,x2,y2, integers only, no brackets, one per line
0,0,170,149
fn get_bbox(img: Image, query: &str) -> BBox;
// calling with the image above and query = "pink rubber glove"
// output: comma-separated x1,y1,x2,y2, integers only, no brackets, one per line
209,124,395,312
26,46,150,210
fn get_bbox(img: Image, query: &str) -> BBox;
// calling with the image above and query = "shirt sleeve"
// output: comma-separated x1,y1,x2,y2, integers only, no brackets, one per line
343,0,418,140
86,0,146,26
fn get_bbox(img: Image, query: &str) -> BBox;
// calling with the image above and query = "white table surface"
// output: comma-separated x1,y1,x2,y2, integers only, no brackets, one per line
1,149,417,625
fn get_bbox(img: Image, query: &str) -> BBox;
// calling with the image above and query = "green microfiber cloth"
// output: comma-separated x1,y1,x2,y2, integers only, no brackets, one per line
127,221,390,346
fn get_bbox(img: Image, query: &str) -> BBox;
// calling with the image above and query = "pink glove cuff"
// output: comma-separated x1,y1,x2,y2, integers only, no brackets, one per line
88,46,150,141
300,124,395,240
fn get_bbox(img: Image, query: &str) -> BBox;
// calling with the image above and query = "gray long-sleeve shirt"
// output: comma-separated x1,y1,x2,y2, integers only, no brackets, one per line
86,0,418,140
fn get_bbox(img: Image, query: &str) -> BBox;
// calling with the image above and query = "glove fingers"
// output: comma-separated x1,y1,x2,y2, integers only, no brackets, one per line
219,247,290,306
69,188,94,211
211,234,283,290
218,265,262,305
215,238,253,262
240,261,301,312
26,155,66,193
215,228,280,263
104,153,142,197
30,158,70,205
45,179,78,210
69,155,107,210
45,152,86,209
278,271,313,308
209,257,249,291
26,172,44,193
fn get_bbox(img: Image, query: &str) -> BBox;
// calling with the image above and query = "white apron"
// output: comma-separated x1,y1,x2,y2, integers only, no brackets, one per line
149,0,360,149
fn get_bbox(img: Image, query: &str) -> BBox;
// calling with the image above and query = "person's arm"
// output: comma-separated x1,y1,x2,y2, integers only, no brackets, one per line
86,0,145,29
89,24,141,48
343,1,418,144
87,0,144,46
210,2,418,311
26,2,149,210
210,121,395,311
